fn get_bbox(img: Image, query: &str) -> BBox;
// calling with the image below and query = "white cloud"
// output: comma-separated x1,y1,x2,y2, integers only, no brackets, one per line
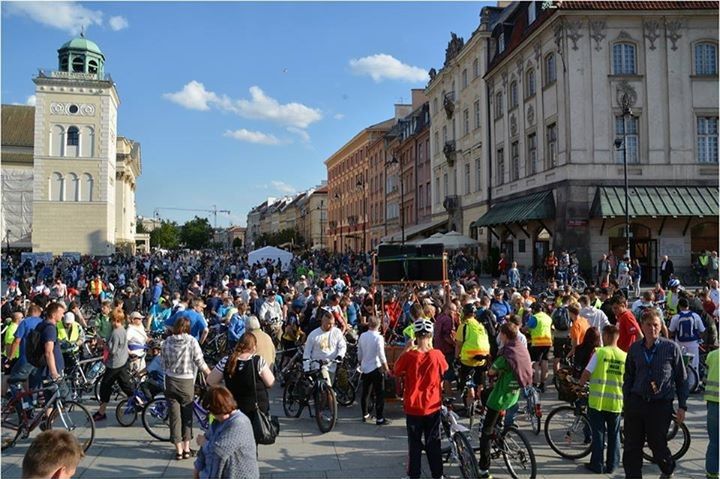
163,82,322,130
26,95,37,106
349,54,427,83
108,16,128,31
5,1,103,35
163,81,218,111
271,181,297,194
286,127,310,143
223,128,281,145
333,113,345,120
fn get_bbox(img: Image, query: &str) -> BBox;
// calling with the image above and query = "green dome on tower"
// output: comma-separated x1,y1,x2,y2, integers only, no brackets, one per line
57,34,105,76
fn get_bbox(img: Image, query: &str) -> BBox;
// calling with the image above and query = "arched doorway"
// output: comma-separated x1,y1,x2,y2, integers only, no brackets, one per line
533,227,551,272
690,222,719,263
609,223,655,284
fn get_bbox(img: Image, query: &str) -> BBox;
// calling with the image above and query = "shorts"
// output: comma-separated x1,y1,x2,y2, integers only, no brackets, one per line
529,346,551,362
553,337,571,359
458,363,487,389
443,353,456,381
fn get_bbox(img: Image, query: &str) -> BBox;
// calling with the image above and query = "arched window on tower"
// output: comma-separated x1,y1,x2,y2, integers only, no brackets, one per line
82,174,94,202
67,173,79,201
50,125,64,156
50,173,64,201
72,56,84,73
88,60,98,75
66,126,79,157
60,56,69,72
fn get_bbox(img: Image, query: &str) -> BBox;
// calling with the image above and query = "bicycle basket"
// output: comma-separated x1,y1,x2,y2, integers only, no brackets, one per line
555,368,579,403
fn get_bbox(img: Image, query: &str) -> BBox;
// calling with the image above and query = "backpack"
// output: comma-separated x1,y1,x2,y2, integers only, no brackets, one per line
26,322,51,368
552,307,572,331
676,311,700,342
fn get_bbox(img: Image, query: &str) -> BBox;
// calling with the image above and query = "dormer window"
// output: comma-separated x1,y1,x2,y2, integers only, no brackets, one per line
528,2,537,25
498,33,506,54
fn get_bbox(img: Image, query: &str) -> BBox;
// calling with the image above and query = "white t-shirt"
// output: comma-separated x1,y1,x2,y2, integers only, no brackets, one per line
357,330,387,374
303,326,347,373
126,325,148,358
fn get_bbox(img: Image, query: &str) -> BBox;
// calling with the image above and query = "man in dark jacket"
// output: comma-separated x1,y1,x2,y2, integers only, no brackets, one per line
660,256,674,288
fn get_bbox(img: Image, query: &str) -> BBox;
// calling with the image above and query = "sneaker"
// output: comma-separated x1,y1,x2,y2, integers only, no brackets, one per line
376,418,389,426
479,470,492,479
659,474,674,479
92,412,107,421
362,413,370,422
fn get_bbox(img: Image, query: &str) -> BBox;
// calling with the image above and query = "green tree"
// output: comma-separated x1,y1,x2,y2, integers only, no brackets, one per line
136,221,148,234
149,221,180,249
180,216,214,250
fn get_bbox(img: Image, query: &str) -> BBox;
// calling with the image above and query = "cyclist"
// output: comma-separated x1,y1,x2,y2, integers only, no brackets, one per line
666,279,681,316
478,322,533,479
525,302,553,393
579,325,626,474
303,307,346,386
393,318,448,479
455,303,491,407
57,311,85,375
669,297,705,374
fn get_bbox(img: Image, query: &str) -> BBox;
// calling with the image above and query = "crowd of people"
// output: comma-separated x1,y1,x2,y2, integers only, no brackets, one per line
1,247,718,479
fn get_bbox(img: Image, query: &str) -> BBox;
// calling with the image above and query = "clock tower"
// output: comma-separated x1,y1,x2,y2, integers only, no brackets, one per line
32,35,120,255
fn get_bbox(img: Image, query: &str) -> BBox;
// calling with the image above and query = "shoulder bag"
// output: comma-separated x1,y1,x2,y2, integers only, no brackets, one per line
249,356,279,445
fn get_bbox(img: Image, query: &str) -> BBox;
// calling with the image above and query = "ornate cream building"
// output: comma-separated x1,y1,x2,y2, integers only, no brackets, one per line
1,35,142,255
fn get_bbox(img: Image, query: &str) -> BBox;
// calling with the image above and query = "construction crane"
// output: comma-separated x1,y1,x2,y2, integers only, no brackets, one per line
153,205,231,229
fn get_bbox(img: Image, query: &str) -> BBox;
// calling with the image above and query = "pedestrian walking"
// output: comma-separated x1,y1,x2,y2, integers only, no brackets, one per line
579,325,625,474
357,315,389,425
161,316,211,460
393,319,448,479
622,309,688,478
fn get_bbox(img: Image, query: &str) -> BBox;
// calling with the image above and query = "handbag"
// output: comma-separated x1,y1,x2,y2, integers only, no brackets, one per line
249,356,279,445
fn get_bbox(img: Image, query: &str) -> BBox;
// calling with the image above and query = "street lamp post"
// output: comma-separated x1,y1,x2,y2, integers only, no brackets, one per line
388,156,405,245
356,179,367,253
334,193,343,253
618,93,632,262
5,229,10,253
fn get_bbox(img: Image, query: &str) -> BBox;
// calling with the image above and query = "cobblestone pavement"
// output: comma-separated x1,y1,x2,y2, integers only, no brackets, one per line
0,384,710,478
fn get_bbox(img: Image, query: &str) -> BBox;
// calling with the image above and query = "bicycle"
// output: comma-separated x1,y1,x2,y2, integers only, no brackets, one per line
468,405,538,479
512,385,542,436
141,392,210,441
282,358,339,433
439,399,480,479
681,347,700,394
1,379,95,452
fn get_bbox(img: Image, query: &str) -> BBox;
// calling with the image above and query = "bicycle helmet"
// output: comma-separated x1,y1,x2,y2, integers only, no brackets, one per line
668,278,680,288
413,318,434,336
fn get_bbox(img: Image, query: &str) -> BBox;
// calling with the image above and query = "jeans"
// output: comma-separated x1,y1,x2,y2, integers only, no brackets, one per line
708,401,719,477
588,407,621,473
405,411,443,479
622,396,675,478
361,367,385,420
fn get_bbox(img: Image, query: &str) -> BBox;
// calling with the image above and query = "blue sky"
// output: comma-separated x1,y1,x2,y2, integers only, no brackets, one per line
2,1,488,227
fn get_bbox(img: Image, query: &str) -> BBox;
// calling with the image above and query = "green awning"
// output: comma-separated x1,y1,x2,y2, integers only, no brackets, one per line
471,190,555,228
591,186,719,218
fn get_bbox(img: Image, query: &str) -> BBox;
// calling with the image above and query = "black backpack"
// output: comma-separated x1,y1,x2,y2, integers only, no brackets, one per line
26,322,51,368
552,307,572,332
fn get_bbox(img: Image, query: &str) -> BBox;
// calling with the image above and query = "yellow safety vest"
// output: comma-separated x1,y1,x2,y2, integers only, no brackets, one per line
588,346,627,413
460,317,490,367
57,322,80,346
705,349,719,403
666,290,678,315
530,312,553,347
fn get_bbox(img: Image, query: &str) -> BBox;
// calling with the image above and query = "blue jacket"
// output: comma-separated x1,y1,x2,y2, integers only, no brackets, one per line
194,411,259,479
490,299,512,320
227,314,247,345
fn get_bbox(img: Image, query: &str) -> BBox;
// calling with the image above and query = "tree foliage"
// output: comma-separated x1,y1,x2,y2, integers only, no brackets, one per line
180,216,214,250
149,221,180,249
255,228,304,247
136,221,148,234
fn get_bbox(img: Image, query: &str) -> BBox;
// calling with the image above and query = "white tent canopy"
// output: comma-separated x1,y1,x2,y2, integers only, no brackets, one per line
248,246,293,271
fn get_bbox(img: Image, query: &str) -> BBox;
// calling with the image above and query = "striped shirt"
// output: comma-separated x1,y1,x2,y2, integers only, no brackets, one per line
623,337,689,409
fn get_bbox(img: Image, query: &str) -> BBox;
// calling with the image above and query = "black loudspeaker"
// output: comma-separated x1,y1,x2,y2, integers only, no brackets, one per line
420,243,444,257
377,259,405,282
411,257,445,282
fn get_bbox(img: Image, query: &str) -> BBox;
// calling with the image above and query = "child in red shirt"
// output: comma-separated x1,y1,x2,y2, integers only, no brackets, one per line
393,319,448,479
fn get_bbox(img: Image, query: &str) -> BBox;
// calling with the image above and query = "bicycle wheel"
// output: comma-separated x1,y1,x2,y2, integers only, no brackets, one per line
642,420,691,462
282,379,303,418
501,426,537,479
141,397,170,442
46,401,95,452
687,366,699,394
1,402,22,451
526,390,541,436
333,367,355,407
314,383,337,433
544,405,592,459
453,431,481,479
115,399,138,427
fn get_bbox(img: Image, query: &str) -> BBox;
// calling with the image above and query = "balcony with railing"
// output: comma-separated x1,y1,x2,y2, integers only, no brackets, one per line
35,68,113,83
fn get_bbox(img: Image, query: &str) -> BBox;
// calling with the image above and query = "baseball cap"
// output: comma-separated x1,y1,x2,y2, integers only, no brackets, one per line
129,311,145,320
63,312,75,324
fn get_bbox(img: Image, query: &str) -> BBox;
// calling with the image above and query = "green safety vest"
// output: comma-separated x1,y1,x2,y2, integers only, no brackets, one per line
460,317,490,366
705,349,719,403
588,346,627,413
530,312,553,347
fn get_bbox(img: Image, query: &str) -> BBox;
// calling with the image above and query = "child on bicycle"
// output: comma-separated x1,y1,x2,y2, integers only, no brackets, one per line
478,322,533,479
